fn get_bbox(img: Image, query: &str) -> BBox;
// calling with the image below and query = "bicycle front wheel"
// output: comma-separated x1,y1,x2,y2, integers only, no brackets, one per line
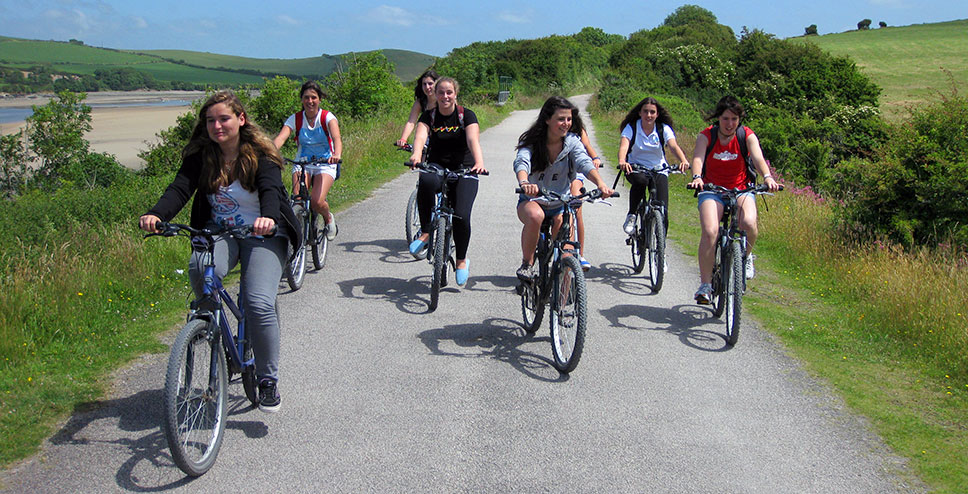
163,318,227,477
647,210,666,293
311,210,327,270
405,188,427,260
631,210,646,274
429,216,447,311
285,204,308,290
711,240,725,317
550,255,587,373
724,241,744,346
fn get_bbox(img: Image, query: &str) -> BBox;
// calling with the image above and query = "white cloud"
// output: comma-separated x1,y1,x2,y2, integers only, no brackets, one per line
367,5,414,26
132,16,147,29
498,11,530,24
276,14,300,26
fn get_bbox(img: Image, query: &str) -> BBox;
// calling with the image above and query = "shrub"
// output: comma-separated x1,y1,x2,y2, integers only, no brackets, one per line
805,24,818,36
879,21,887,28
858,19,872,30
25,91,92,187
249,76,300,134
326,51,409,118
138,108,197,177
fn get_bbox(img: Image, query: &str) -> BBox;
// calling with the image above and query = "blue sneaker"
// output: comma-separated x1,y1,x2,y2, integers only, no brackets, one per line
409,238,427,257
579,256,591,271
455,261,469,286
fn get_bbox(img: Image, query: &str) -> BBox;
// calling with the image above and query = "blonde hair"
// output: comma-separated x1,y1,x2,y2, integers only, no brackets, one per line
183,90,282,193
434,77,460,96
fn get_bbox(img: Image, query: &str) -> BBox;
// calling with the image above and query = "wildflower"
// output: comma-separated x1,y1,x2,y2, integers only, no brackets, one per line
77,292,84,296
27,377,31,382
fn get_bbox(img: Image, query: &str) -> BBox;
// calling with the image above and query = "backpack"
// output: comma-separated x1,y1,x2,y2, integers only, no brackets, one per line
625,120,666,162
292,110,332,150
702,125,756,184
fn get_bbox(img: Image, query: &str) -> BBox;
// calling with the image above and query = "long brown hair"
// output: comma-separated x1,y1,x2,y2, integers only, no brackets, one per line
183,90,282,193
516,96,579,174
619,97,676,135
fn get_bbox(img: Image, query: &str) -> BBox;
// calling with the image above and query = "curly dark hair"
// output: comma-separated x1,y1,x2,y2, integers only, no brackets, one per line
707,95,746,121
618,97,676,137
516,96,580,174
413,70,439,111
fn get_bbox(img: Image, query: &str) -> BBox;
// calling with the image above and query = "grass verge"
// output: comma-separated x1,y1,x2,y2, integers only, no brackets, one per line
589,98,967,493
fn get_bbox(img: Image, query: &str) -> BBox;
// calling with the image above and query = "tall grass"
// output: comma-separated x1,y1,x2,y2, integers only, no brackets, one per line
589,95,968,492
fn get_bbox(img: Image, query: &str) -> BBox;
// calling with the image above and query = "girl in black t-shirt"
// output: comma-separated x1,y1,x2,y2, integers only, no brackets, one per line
407,77,487,287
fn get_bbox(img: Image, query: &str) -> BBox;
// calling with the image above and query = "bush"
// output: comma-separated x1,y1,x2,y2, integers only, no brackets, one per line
879,21,888,28
326,51,409,119
138,108,198,177
805,24,818,36
249,76,301,134
858,19,872,30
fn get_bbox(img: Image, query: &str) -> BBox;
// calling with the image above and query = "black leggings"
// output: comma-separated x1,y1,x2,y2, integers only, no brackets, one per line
417,171,479,260
627,172,670,232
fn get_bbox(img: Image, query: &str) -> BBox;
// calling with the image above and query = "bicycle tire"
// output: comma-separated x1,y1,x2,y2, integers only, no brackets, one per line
724,241,744,346
550,255,587,373
429,216,447,311
711,240,725,317
647,209,666,293
631,209,646,274
285,205,308,290
163,318,227,477
405,188,427,260
311,210,327,270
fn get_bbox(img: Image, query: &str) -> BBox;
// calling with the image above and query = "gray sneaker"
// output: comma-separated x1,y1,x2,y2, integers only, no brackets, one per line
623,213,636,235
745,254,756,280
325,214,338,241
258,378,281,413
694,283,713,304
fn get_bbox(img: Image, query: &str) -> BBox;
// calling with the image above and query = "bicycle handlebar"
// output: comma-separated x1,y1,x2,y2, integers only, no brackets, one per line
515,187,619,201
396,143,414,152
403,161,489,176
284,157,342,168
686,183,784,194
145,222,275,240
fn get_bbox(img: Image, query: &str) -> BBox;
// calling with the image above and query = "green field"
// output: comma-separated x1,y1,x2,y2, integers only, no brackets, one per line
792,19,968,118
0,36,435,87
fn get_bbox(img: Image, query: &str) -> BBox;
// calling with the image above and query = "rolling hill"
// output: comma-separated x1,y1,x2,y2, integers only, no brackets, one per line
0,36,435,87
791,19,968,118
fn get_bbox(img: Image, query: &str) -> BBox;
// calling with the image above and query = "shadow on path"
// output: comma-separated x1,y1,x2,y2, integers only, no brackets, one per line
418,317,568,383
600,303,734,352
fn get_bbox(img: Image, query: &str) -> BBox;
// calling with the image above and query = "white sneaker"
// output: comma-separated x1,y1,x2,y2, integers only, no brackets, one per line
325,214,338,240
664,260,668,273
745,254,756,279
694,283,713,304
623,213,636,235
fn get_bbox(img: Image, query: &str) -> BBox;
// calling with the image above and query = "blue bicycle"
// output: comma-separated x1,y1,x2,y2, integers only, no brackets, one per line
146,222,263,476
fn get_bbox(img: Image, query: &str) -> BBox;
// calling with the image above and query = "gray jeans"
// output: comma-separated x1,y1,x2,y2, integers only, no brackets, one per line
189,234,287,381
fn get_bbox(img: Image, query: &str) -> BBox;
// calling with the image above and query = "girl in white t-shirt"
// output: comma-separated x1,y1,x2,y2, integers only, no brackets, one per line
273,80,343,240
617,97,689,240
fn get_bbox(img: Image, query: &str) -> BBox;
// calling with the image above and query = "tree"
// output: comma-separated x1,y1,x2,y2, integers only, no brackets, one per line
663,5,718,27
858,19,872,30
325,51,409,118
25,91,93,186
805,24,818,36
879,21,888,28
0,133,29,197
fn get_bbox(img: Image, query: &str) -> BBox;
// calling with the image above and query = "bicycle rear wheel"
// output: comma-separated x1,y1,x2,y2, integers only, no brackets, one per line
285,204,308,290
647,210,666,293
163,318,227,477
311,210,327,270
631,210,646,274
405,188,427,260
429,216,447,311
724,241,744,346
550,255,587,373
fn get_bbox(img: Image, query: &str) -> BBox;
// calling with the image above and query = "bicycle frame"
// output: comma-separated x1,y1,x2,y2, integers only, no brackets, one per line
194,246,253,374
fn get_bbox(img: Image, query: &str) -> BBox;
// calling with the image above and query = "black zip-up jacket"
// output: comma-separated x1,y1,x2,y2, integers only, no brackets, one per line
146,152,302,254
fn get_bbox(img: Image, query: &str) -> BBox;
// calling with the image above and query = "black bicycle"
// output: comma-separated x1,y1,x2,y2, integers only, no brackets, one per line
406,161,487,311
690,183,781,346
614,163,682,292
145,222,266,476
516,187,618,373
283,157,337,290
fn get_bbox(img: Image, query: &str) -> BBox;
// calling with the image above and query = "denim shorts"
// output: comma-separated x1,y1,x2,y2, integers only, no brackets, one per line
518,195,564,217
697,190,753,208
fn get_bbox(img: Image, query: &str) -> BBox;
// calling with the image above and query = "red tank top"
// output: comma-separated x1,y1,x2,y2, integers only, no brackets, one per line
701,126,753,189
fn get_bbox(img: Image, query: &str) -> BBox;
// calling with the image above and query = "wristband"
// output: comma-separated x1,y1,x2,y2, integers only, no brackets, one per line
692,174,702,180
763,174,773,180
519,180,529,185
591,156,600,160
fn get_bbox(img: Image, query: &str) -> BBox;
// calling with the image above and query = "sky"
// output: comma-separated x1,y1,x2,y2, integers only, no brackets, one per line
0,0,965,59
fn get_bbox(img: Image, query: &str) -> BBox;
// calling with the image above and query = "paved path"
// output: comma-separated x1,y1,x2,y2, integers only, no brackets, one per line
1,95,921,493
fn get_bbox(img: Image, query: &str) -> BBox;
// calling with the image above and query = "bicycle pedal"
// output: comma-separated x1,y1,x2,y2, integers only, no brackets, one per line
625,237,633,246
